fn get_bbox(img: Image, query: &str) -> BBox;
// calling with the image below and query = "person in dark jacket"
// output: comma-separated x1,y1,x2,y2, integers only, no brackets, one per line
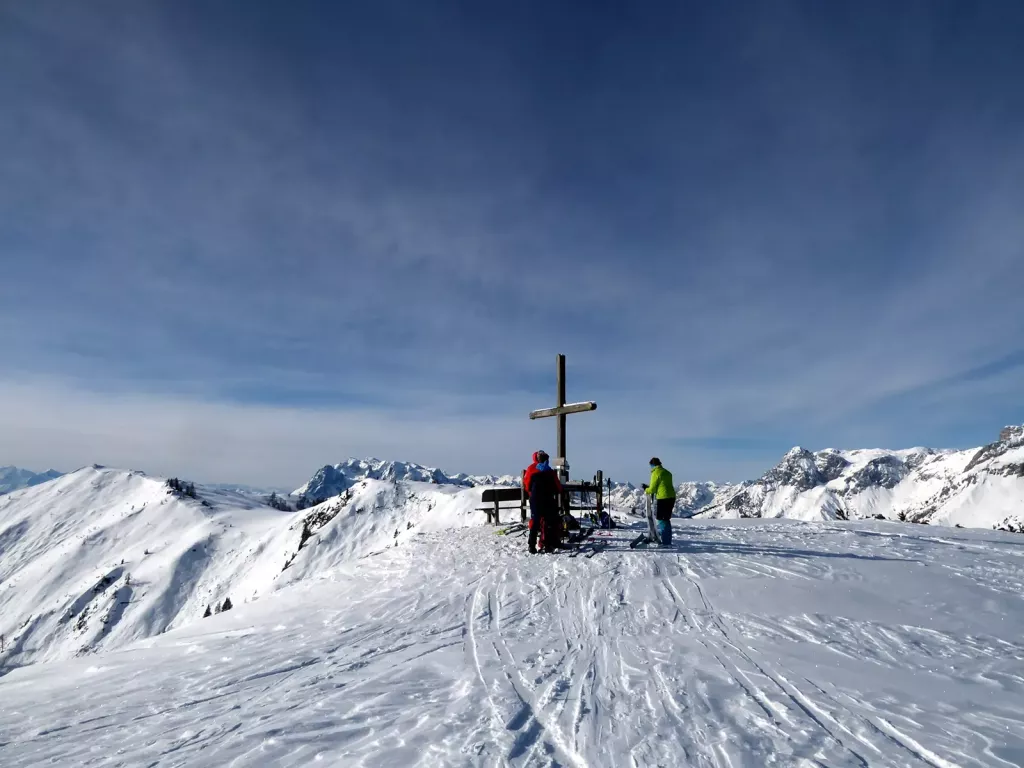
526,450,562,553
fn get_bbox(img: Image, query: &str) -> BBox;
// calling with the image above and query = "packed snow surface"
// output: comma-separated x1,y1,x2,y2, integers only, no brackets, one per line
2,512,1023,766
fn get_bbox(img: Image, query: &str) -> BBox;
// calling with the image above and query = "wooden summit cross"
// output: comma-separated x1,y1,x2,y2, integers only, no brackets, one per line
529,354,597,481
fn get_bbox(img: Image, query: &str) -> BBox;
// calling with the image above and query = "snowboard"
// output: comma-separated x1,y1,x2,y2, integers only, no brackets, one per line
629,494,662,548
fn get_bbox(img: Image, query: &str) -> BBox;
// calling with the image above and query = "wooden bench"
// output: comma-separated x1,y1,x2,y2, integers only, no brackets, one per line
478,487,527,525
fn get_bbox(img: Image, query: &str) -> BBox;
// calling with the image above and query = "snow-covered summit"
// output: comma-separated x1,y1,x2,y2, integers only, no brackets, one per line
0,465,62,495
0,464,484,669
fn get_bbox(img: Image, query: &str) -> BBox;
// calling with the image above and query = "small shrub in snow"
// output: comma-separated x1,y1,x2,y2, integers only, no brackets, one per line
167,478,200,500
266,492,292,512
994,517,1024,534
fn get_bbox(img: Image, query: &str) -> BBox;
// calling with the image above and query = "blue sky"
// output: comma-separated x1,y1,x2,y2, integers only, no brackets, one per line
1,0,1022,488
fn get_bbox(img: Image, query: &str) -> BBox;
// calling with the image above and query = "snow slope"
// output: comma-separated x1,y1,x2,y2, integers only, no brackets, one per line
1,516,1022,766
0,466,484,669
0,466,62,495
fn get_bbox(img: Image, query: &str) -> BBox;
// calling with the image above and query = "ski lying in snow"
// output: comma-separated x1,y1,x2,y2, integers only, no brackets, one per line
565,527,594,545
565,528,597,557
585,542,608,558
629,533,649,549
569,537,608,558
495,523,527,536
569,540,594,557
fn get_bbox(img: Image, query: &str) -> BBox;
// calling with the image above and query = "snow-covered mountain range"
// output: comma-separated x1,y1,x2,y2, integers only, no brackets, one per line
292,457,518,502
695,426,1024,531
0,466,62,495
500,425,1024,533
1,426,1021,671
291,459,740,522
285,426,1024,532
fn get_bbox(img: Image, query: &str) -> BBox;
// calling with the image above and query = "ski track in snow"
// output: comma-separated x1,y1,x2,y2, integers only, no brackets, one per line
2,520,1024,766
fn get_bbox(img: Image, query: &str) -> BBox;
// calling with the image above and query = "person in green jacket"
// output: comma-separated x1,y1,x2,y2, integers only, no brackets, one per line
644,457,676,545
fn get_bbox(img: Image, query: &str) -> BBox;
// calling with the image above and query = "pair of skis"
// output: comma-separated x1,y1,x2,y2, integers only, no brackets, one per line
500,514,584,540
629,494,662,549
569,541,607,558
500,521,607,556
567,527,606,558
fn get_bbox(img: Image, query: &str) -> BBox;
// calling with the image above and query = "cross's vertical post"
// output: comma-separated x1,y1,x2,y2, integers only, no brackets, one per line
529,354,596,485
556,354,567,480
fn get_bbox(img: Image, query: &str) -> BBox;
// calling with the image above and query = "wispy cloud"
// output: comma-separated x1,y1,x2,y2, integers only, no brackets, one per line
671,436,794,453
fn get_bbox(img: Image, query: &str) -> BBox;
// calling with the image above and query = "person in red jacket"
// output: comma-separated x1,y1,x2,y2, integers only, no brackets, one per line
523,450,562,500
524,450,562,553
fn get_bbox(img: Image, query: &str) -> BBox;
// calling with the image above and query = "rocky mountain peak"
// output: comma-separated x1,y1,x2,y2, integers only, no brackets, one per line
765,447,823,492
814,450,851,482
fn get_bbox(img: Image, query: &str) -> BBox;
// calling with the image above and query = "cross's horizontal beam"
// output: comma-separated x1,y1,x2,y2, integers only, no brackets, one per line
529,401,597,420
